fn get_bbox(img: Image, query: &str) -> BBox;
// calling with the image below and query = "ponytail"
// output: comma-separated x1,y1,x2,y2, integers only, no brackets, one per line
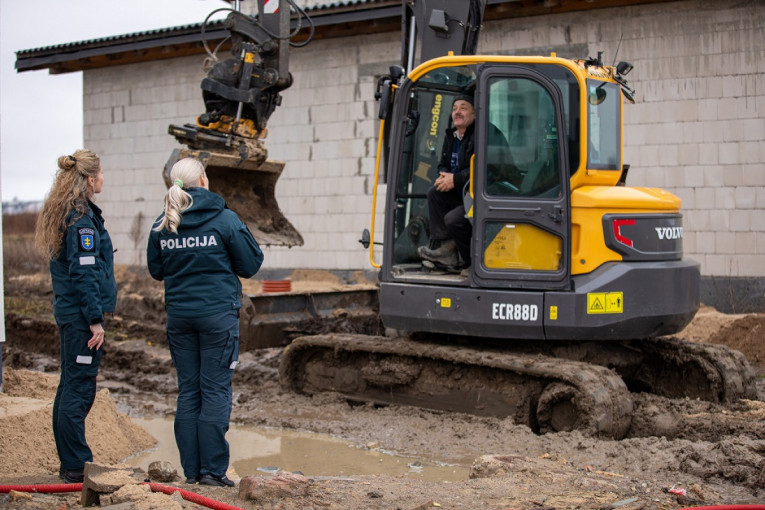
154,158,206,233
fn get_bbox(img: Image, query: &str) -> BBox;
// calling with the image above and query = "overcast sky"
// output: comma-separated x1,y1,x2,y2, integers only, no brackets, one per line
0,0,230,202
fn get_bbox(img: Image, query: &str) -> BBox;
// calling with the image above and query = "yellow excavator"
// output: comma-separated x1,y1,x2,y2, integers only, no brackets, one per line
168,0,756,439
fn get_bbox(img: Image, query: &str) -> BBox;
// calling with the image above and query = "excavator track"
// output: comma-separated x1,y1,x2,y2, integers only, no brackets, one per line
626,337,758,402
510,337,758,403
280,334,634,439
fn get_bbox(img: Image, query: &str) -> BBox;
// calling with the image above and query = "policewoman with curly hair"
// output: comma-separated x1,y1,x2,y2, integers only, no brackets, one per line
35,150,117,483
147,158,263,488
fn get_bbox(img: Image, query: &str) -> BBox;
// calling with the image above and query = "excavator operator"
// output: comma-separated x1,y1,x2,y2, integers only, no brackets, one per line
417,93,476,272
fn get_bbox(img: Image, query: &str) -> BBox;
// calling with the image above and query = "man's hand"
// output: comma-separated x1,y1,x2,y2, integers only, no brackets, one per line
88,323,105,350
435,171,455,192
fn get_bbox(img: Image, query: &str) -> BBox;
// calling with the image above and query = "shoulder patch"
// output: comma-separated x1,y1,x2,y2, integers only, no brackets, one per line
78,227,96,252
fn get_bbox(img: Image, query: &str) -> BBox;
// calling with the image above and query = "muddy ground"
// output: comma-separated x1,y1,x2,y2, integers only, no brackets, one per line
1,265,764,509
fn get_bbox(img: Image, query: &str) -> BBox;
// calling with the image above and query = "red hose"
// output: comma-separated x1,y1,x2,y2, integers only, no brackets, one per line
677,507,765,510
146,483,243,510
3,483,762,510
0,483,82,493
0,482,243,510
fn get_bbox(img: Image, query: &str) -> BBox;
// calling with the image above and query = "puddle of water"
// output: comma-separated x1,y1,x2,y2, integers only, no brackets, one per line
123,417,470,482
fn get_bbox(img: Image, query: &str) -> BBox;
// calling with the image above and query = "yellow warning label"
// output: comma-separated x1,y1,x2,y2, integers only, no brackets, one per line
587,292,623,314
605,292,623,313
440,297,452,308
549,306,558,320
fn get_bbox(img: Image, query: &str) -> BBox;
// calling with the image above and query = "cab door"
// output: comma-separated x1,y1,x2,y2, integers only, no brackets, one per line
472,65,571,290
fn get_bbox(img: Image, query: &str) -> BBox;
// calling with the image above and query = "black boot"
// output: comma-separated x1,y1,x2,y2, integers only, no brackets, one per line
417,239,458,267
199,474,236,487
60,468,84,484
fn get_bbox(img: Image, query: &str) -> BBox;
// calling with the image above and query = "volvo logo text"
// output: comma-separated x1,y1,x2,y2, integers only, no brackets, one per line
655,227,683,240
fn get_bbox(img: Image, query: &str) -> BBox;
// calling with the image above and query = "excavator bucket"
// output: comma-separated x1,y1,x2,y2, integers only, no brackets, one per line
163,146,303,247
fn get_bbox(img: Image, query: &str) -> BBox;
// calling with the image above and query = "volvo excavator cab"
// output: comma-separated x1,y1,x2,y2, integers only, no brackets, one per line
376,55,701,341
388,62,572,271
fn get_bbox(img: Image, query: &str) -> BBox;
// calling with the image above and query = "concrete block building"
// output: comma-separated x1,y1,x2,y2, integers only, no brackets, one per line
15,0,765,312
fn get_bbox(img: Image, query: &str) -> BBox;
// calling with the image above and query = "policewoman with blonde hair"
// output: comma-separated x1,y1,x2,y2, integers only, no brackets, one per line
35,149,117,483
147,157,263,487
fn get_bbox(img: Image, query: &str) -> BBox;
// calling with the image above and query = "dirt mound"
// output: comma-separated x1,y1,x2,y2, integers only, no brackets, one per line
0,368,156,480
707,314,765,365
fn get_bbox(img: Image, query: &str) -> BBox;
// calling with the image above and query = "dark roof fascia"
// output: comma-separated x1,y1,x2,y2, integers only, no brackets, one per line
15,2,404,74
15,0,674,74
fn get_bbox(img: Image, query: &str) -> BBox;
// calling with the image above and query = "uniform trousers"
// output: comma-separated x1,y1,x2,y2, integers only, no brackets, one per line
167,309,239,480
53,314,102,471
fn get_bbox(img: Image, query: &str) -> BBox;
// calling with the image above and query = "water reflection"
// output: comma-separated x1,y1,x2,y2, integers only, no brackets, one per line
123,417,470,482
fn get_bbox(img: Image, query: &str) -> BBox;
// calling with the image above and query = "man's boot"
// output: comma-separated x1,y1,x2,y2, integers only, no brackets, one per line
418,239,458,267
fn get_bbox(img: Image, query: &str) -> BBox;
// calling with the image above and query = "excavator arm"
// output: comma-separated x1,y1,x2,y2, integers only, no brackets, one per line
401,0,487,72
165,0,486,247
164,0,313,246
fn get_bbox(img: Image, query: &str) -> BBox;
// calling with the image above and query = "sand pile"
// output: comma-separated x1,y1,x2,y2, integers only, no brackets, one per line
0,368,156,479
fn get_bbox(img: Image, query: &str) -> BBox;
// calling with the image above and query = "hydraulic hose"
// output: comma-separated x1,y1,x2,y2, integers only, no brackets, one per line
0,482,243,510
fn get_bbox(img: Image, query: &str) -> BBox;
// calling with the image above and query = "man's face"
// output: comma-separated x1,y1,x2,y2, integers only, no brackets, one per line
451,99,475,131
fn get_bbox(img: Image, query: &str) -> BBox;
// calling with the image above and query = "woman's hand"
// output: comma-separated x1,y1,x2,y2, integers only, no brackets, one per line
88,323,105,350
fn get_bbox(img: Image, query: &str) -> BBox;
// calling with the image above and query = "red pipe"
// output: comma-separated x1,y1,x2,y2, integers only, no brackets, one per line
0,483,82,493
677,507,765,510
146,483,243,510
0,482,243,510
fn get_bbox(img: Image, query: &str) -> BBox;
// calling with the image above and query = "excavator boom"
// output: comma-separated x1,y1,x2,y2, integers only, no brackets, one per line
164,0,313,246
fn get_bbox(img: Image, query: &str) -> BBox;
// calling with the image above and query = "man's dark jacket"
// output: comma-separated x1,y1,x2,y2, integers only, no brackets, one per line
437,123,475,194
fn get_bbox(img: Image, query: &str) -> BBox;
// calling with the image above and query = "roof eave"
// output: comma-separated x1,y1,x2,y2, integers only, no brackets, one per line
15,0,675,74
15,3,403,74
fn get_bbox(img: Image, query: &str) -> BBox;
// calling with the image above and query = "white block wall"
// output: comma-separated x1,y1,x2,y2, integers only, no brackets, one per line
84,56,211,268
86,0,764,277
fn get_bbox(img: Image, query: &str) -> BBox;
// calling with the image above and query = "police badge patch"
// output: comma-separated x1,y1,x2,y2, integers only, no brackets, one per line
78,227,95,252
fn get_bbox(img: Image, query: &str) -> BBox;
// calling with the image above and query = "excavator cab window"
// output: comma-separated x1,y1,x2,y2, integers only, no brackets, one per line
480,74,565,272
416,65,476,88
390,66,477,265
525,64,580,178
586,80,621,170
485,76,560,198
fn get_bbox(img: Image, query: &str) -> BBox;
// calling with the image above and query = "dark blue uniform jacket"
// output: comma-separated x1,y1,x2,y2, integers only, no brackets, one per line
146,187,264,318
50,200,117,324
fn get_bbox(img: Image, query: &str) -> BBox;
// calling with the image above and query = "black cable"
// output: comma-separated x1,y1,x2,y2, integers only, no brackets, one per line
201,7,237,60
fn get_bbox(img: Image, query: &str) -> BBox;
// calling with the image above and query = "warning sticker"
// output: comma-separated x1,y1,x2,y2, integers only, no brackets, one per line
439,297,452,308
587,292,624,314
549,306,558,320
